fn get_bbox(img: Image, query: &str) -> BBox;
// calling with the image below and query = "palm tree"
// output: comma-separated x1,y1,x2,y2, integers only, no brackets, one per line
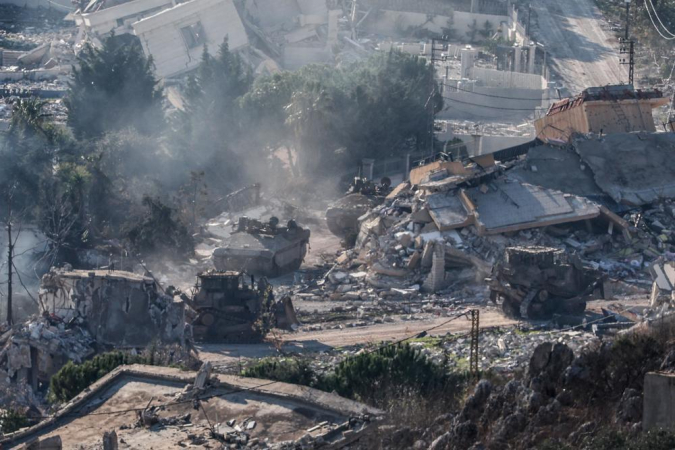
9,97,52,141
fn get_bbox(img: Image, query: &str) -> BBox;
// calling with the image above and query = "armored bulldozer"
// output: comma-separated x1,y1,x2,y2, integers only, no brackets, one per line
213,217,311,278
325,176,392,238
488,247,604,320
185,271,299,342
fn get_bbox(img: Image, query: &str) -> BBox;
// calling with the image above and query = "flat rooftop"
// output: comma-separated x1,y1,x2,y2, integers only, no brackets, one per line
3,365,380,449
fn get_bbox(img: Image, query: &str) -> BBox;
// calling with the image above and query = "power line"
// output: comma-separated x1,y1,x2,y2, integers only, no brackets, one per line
644,0,675,40
442,83,545,101
442,96,538,111
646,0,675,37
25,312,470,420
23,377,280,421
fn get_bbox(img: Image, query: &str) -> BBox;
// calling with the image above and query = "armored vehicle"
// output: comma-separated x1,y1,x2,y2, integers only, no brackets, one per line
488,246,603,320
213,217,311,278
185,270,299,342
325,176,392,238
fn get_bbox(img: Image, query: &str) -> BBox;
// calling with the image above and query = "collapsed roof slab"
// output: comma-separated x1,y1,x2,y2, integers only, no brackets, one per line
509,144,605,199
2,365,382,449
574,132,675,206
464,178,601,235
426,192,473,231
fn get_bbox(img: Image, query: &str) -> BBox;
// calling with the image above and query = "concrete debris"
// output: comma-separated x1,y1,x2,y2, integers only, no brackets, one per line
0,314,95,409
574,132,675,207
17,435,62,450
101,430,118,450
193,361,212,390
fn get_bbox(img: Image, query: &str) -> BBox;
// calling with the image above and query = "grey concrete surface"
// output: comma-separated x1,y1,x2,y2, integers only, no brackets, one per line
532,0,626,94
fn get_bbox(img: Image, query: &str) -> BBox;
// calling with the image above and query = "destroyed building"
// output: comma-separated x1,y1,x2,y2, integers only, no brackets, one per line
74,0,249,78
1,364,381,449
513,132,675,208
534,85,669,143
72,0,341,78
39,269,185,348
0,316,95,407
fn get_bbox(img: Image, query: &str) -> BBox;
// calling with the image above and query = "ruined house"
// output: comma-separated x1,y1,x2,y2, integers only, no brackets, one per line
74,0,249,78
534,85,669,143
132,0,249,78
74,0,340,78
39,269,185,348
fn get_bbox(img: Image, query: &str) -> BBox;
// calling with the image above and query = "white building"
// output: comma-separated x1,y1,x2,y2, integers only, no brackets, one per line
132,0,248,78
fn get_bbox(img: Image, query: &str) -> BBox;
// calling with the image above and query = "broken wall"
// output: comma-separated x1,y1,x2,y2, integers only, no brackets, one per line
644,372,675,431
40,270,185,347
470,67,546,90
584,101,657,134
535,98,665,143
361,9,509,40
440,86,543,120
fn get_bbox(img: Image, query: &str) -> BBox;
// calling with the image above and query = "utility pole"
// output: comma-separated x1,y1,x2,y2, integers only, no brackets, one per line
469,309,480,380
429,37,450,157
6,195,13,327
527,3,531,38
619,0,635,85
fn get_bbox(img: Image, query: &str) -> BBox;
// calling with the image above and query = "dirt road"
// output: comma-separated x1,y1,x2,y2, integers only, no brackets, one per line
196,307,518,367
532,0,626,95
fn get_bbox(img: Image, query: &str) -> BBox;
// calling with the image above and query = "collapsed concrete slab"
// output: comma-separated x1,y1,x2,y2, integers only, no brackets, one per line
464,178,601,235
509,144,606,200
574,133,675,206
649,261,675,307
39,269,185,348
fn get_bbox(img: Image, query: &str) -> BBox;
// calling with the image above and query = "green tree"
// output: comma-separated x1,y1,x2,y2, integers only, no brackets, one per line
480,20,495,39
65,35,164,138
169,39,253,193
285,82,338,175
466,19,479,43
0,408,29,434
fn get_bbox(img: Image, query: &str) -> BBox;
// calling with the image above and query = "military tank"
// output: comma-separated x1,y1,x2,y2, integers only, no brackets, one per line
212,217,311,278
487,246,604,320
185,270,299,342
325,176,392,238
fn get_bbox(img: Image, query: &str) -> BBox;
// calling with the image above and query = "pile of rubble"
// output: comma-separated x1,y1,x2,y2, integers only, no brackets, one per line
0,5,76,83
0,314,95,410
411,327,599,373
302,134,675,325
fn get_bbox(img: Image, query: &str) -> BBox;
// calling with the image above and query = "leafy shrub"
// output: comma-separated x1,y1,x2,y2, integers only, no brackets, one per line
0,408,29,434
243,344,468,411
320,344,466,407
579,429,675,450
242,358,317,387
48,351,147,404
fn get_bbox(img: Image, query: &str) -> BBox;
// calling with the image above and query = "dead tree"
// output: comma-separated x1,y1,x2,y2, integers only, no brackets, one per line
4,190,13,326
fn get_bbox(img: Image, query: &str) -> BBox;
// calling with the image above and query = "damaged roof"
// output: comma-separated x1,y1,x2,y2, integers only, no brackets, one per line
545,84,667,117
2,364,381,449
573,132,675,206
